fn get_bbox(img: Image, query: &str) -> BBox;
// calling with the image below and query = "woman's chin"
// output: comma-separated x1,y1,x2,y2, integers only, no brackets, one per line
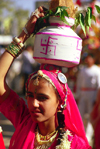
31,115,44,123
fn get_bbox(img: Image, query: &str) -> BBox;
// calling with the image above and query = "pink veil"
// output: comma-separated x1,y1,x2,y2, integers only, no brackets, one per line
40,64,88,144
64,86,88,143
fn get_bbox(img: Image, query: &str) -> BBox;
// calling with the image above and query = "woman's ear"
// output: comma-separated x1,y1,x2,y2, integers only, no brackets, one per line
57,102,61,111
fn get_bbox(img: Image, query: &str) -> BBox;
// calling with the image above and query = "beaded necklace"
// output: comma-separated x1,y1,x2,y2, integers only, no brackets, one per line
34,128,58,149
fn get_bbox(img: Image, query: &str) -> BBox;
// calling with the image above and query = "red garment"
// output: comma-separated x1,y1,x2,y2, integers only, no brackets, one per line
0,90,91,149
0,132,5,149
91,99,100,149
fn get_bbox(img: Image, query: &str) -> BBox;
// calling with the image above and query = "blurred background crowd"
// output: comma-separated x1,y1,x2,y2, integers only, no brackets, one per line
0,0,100,148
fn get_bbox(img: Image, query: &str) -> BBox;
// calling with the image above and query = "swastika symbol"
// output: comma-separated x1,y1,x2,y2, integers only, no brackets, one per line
40,36,58,56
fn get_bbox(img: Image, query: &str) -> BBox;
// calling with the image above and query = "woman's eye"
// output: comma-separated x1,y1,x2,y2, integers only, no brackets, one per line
37,96,47,101
26,93,34,98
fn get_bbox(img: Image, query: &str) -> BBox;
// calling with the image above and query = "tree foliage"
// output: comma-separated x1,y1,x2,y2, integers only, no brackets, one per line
14,9,29,34
0,0,29,35
0,0,14,15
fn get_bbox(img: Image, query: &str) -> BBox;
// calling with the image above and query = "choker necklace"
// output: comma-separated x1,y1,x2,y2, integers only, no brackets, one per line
39,129,57,141
34,127,58,149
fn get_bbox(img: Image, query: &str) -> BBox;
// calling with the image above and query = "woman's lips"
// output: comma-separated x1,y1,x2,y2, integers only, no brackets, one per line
31,110,41,116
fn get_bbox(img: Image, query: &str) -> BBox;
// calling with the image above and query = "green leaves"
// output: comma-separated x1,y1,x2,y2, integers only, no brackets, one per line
33,5,100,36
55,6,68,12
92,15,96,22
73,6,95,35
33,6,70,35
48,10,54,15
74,13,80,27
55,6,69,24
95,5,100,13
79,13,86,35
63,9,69,17
55,7,62,15
87,7,92,26
85,7,92,32
72,12,86,34
79,7,92,35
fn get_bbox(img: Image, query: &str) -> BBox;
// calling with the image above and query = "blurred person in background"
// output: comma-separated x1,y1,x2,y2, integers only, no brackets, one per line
76,53,100,145
21,44,40,95
6,54,23,94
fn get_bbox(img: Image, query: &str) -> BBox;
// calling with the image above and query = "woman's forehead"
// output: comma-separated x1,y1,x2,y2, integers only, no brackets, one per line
28,78,54,91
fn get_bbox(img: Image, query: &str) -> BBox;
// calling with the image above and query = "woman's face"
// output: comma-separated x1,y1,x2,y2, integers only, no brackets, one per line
27,78,59,123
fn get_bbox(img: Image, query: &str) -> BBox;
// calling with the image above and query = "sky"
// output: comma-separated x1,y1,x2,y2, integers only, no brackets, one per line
13,0,100,14
12,0,48,14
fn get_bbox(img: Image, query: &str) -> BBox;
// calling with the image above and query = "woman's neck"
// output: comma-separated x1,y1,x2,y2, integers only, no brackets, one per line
37,117,58,136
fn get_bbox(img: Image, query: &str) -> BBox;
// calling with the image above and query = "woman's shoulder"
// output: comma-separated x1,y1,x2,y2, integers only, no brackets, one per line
57,129,91,149
68,131,92,149
71,132,91,149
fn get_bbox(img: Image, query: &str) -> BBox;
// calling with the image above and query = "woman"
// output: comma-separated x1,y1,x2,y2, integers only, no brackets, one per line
0,6,91,149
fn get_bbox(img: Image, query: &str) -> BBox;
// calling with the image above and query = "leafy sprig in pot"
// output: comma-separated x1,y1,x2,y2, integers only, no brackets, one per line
33,5,100,36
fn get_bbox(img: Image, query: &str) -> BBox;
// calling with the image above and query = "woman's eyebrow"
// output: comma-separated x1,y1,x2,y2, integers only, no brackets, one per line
37,93,49,97
26,92,49,97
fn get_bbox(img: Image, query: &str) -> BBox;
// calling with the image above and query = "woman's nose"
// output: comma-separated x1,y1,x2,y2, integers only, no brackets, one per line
32,98,39,107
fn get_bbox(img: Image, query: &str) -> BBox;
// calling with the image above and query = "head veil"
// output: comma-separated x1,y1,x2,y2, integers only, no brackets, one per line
26,63,88,145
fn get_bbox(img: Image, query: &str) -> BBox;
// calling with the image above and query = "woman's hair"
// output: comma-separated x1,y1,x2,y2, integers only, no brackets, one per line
57,110,66,145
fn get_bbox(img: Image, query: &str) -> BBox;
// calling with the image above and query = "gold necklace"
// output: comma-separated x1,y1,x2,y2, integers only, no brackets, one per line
39,129,57,141
34,128,58,149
